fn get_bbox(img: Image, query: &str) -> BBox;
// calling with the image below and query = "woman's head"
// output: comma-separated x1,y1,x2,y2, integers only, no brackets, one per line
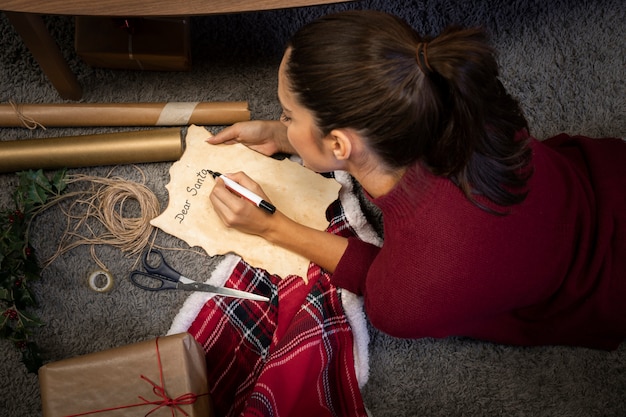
282,11,428,169
282,10,531,209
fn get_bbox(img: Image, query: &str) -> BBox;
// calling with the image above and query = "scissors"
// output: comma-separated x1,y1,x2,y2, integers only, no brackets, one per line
129,248,270,302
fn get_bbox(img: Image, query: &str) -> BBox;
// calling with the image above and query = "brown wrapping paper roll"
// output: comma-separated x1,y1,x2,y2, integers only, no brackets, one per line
0,102,250,127
0,128,184,172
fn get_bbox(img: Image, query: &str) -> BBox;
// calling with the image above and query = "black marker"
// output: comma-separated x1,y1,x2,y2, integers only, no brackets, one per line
209,171,276,214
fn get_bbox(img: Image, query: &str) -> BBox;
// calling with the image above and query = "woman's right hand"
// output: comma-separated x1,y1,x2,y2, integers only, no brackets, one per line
206,120,296,157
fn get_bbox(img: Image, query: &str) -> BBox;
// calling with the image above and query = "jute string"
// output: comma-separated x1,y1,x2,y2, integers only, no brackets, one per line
9,100,46,130
42,167,161,270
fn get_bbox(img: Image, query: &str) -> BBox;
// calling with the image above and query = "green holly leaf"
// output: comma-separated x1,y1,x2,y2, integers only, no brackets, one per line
23,266,40,282
17,309,43,327
21,341,43,373
15,170,42,204
14,169,62,212
23,254,41,281
2,169,68,373
51,169,68,194
16,287,37,308
0,323,9,335
5,240,23,257
0,272,12,291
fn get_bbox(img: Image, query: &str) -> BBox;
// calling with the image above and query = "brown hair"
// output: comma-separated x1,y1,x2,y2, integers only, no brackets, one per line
284,10,532,212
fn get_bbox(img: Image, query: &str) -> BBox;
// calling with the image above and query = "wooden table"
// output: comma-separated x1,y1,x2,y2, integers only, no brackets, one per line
1,1,347,100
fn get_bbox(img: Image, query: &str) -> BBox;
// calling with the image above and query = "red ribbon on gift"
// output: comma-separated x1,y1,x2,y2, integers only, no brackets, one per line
65,337,208,417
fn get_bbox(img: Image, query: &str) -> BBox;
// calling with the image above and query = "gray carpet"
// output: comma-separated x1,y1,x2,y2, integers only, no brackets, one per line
1,0,625,416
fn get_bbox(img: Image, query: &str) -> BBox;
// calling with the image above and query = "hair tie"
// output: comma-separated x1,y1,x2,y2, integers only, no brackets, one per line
416,42,433,77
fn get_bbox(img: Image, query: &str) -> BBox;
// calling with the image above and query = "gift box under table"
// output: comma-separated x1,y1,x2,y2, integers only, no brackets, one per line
75,17,191,71
38,332,212,417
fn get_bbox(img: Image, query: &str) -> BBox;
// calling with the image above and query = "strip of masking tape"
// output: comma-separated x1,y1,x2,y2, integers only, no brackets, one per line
88,270,114,293
156,102,200,126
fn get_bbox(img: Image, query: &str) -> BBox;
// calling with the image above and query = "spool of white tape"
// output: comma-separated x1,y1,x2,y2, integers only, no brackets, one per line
88,270,114,293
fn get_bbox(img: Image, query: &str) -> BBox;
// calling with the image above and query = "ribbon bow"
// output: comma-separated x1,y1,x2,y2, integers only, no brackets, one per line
66,336,207,417
138,337,201,417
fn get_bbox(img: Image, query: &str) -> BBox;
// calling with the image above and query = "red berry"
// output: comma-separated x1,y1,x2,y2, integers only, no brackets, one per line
3,309,18,320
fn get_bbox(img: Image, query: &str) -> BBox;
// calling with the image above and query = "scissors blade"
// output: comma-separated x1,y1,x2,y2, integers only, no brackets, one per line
178,276,270,302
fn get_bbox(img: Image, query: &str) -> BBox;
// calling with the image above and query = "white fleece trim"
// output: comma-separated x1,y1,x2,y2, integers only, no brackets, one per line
334,170,382,388
168,254,241,335
334,170,383,247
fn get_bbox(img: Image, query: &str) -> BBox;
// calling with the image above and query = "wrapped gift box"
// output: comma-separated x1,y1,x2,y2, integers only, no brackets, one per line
39,332,212,417
75,17,191,71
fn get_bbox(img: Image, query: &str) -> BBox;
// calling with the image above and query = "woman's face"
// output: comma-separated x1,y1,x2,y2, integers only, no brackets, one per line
277,50,343,173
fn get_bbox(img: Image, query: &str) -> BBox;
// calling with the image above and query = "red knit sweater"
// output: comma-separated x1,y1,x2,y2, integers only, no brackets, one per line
331,134,626,349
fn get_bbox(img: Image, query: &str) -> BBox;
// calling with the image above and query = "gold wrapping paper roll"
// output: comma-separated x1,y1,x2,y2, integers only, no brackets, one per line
0,101,250,127
0,128,184,173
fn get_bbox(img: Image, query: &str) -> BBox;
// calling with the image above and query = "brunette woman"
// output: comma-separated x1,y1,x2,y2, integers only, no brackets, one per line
208,10,626,350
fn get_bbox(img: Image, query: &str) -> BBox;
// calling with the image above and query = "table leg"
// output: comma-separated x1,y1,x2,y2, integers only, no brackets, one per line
4,11,82,100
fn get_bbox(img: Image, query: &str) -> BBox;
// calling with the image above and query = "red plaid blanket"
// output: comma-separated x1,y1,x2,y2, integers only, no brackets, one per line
186,197,368,417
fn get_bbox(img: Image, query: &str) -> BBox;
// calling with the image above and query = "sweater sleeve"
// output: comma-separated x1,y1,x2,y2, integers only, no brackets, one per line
331,237,381,295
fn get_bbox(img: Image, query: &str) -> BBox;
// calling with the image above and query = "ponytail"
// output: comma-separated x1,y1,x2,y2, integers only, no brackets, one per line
421,26,532,211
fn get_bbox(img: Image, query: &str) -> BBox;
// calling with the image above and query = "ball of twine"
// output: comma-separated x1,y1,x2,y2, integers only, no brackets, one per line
97,177,158,256
45,170,161,270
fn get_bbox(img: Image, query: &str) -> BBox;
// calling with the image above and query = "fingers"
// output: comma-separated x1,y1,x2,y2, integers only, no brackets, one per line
209,178,270,233
206,121,288,157
210,179,243,221
222,172,266,196
206,124,241,145
209,182,239,226
210,173,266,213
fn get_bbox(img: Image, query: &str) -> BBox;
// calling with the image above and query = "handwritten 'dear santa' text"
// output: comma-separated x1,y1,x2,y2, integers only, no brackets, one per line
175,169,212,223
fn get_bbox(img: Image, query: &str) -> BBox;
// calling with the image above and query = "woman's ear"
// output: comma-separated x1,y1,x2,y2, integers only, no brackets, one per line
328,128,355,161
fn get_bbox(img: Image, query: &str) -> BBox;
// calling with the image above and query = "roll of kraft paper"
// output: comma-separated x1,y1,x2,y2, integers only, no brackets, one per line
0,102,250,127
0,128,184,173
